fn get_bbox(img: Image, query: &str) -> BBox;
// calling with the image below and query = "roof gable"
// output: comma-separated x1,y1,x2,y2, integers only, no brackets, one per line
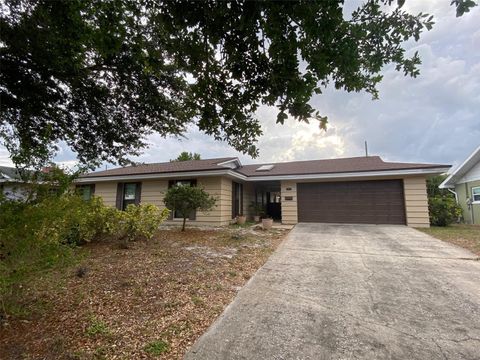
440,146,480,188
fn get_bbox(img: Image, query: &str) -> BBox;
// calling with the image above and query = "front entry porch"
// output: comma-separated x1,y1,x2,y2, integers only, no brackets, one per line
252,181,282,221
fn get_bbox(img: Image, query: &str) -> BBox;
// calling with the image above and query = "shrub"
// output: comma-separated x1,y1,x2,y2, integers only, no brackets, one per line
428,196,462,226
0,193,168,318
114,204,170,246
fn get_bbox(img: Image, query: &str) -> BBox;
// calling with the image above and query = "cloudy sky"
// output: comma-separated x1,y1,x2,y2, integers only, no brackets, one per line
1,0,479,170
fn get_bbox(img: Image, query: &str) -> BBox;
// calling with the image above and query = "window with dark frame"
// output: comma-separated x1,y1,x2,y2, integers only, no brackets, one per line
472,187,480,202
122,183,137,210
116,182,142,210
76,184,95,201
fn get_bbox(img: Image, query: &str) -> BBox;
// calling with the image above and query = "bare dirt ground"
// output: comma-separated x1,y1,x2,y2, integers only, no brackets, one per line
0,226,288,359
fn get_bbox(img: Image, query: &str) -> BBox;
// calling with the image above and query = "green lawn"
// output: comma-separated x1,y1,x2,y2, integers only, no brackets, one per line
418,224,480,256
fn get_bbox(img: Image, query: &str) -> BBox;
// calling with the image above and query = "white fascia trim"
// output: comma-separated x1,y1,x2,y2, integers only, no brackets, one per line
75,169,246,183
441,176,480,187
439,175,454,188
440,145,480,188
244,167,451,182
75,167,449,183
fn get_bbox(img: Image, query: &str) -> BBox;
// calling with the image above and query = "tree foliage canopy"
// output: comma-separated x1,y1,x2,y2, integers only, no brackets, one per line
0,0,476,168
171,151,201,162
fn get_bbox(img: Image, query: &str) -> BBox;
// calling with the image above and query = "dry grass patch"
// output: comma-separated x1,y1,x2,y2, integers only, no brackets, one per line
417,224,480,256
0,226,288,359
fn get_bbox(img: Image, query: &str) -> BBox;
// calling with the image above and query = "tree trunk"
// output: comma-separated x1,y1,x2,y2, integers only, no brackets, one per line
182,216,186,231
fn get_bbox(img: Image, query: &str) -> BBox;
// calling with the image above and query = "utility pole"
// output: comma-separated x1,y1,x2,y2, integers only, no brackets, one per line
365,141,368,157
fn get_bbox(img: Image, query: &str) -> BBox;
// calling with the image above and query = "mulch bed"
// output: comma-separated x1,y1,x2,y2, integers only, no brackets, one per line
0,226,288,359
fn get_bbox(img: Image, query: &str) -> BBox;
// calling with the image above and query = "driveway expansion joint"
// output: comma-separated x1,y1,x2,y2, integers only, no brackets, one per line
283,246,479,261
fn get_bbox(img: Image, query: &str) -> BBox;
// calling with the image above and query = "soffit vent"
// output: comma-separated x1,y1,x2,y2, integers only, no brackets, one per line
255,164,275,172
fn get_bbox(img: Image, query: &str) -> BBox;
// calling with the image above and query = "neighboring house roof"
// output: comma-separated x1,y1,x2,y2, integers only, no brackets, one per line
440,145,480,188
0,166,51,183
78,156,450,183
0,166,27,182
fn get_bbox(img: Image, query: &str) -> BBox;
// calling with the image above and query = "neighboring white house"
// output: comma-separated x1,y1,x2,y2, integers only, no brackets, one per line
0,166,31,200
440,145,480,225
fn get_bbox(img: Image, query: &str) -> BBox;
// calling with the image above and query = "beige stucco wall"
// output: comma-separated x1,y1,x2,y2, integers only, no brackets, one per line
219,177,233,225
94,181,117,207
193,176,224,225
280,180,298,225
90,175,431,228
91,176,233,226
403,177,430,228
141,179,169,208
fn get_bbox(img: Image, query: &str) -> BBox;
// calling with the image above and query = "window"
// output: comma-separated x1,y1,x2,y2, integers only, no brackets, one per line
116,182,142,210
123,183,137,210
76,184,95,201
269,191,281,203
173,180,193,187
472,187,480,203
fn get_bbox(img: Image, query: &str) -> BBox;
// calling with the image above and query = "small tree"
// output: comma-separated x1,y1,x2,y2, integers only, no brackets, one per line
426,175,462,226
171,152,201,162
163,185,216,231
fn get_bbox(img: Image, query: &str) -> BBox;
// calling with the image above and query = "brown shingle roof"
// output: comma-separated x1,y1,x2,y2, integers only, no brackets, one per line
237,156,450,177
80,156,450,179
81,157,237,178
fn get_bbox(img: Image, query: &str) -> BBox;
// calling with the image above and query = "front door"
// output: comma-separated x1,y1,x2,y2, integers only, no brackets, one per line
266,191,282,220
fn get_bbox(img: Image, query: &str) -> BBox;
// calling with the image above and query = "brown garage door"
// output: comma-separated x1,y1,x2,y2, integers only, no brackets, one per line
297,180,406,225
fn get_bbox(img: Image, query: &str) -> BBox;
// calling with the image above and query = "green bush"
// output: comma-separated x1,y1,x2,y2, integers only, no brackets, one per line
428,196,462,226
0,193,168,318
112,204,170,245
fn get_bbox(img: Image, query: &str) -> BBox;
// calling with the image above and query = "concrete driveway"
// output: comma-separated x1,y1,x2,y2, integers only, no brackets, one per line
185,223,480,360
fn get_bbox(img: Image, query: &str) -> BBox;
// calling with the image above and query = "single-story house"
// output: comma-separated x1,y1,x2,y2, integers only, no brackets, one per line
440,145,480,225
75,156,450,228
0,166,31,200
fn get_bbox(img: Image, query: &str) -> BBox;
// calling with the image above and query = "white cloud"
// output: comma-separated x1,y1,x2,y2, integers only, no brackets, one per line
0,148,14,167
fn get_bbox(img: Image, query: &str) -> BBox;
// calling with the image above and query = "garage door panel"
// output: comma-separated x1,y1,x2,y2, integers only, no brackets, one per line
297,180,406,225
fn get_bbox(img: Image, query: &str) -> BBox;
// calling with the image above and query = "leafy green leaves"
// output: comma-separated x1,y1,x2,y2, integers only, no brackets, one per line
163,185,216,231
170,152,201,162
0,0,476,168
451,0,478,17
